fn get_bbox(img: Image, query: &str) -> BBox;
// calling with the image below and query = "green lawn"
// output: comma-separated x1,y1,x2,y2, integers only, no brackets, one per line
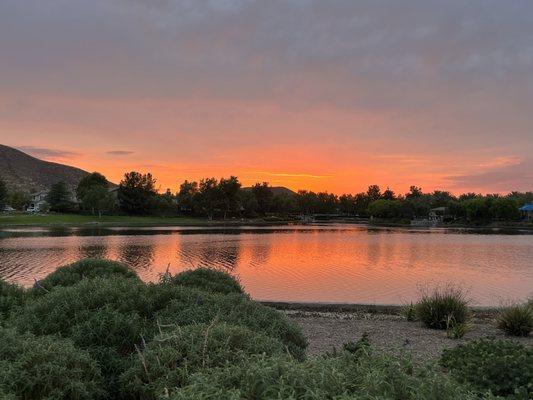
0,213,211,227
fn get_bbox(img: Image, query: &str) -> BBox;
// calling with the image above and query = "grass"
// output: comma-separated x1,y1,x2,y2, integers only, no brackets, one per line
170,267,245,295
0,213,211,227
415,284,470,330
497,303,533,337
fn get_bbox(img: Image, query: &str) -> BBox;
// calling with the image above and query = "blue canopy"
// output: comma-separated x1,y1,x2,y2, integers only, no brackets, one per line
520,204,533,211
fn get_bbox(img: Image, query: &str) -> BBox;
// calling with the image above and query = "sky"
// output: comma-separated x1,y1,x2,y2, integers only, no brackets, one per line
0,0,532,195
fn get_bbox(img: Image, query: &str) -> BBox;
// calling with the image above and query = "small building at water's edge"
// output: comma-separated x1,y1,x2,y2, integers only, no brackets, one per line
520,203,533,222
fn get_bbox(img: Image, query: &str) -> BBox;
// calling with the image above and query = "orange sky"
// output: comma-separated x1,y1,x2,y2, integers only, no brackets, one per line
1,1,532,195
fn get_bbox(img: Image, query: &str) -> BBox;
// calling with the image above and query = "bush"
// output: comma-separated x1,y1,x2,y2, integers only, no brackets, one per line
497,304,533,336
0,280,25,320
169,349,478,400
120,323,285,399
441,338,533,398
0,328,105,400
154,291,307,360
34,258,139,293
415,285,469,329
170,267,244,295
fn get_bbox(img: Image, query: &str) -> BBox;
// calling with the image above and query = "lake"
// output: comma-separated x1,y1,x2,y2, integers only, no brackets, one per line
0,224,531,306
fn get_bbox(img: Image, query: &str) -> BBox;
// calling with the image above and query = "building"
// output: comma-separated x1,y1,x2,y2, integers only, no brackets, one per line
520,203,533,222
26,191,48,213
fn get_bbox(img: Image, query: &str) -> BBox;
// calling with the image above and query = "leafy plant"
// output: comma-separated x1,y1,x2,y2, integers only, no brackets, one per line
120,322,285,399
0,280,25,320
497,304,533,337
170,267,244,295
0,328,105,400
33,258,139,294
415,285,469,330
441,338,533,398
403,302,417,321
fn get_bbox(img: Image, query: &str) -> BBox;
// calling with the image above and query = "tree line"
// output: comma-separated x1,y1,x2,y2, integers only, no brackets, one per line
0,172,531,223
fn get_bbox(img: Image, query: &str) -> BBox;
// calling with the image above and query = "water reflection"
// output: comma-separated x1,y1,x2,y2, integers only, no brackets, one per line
0,225,531,306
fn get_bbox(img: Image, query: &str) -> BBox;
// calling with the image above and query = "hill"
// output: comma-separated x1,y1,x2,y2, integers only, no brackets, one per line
0,144,89,193
242,186,296,196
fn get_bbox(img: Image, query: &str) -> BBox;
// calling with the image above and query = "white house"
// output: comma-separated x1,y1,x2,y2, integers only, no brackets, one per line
26,191,48,213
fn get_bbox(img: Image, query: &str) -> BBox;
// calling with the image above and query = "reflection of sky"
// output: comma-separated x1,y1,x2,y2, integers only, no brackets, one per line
1,1,532,193
0,227,532,306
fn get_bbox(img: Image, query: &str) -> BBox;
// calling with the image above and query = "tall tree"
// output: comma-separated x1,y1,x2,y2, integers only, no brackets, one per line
82,186,115,217
219,176,241,219
195,178,220,220
46,182,75,212
177,180,198,213
118,172,157,215
8,191,31,211
366,185,381,202
252,182,274,215
76,172,108,201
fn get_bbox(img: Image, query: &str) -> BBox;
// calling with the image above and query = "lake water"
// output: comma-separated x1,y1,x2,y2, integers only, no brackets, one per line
0,224,531,306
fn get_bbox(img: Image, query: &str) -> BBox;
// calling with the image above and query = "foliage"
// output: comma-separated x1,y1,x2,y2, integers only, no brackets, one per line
497,304,533,336
81,185,115,216
46,181,77,212
169,350,478,400
441,338,533,398
0,328,105,400
251,182,274,215
170,267,244,295
403,302,417,321
118,171,158,215
76,172,109,201
34,258,140,293
0,280,25,320
6,190,30,211
415,285,469,330
368,199,405,219
120,323,285,399
446,321,471,339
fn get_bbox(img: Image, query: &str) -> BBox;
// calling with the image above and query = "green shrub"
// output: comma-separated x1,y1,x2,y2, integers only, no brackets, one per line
34,258,139,293
0,328,105,400
497,304,533,337
169,349,478,400
154,291,307,360
120,323,285,399
415,285,469,330
170,267,244,295
402,302,416,321
441,338,533,398
0,280,25,320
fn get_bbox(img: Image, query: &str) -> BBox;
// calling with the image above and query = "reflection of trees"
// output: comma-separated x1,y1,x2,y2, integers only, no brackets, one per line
118,239,155,272
78,244,108,260
248,237,272,268
178,238,241,272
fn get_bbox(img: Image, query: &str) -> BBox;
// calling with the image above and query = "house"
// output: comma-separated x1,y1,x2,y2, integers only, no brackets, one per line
520,203,533,222
429,206,448,223
26,191,48,213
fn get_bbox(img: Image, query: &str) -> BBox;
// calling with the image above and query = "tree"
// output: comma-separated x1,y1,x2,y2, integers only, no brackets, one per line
368,199,404,219
118,172,158,215
490,198,520,221
366,185,381,202
0,177,7,210
46,182,76,212
195,178,220,220
76,172,108,201
81,186,115,217
219,176,241,219
177,180,198,213
406,186,423,199
8,191,31,211
251,182,274,215
382,187,396,200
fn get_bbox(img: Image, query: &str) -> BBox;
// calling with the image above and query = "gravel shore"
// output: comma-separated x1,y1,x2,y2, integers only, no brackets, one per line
283,309,532,361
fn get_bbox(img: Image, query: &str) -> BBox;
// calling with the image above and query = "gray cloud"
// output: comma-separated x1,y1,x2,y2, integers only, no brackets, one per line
17,146,80,159
447,158,533,192
106,150,134,156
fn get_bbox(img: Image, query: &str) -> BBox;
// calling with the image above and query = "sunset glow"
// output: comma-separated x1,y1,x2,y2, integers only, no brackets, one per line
1,0,532,194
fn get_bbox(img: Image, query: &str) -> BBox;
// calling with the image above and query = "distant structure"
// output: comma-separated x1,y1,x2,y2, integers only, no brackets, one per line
26,191,48,213
520,203,533,222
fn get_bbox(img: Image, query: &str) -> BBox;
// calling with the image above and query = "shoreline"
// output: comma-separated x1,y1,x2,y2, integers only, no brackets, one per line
0,213,532,232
